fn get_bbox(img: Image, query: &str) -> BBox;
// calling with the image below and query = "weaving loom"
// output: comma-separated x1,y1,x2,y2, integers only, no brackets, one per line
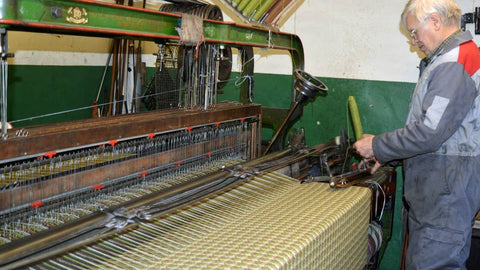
0,1,395,269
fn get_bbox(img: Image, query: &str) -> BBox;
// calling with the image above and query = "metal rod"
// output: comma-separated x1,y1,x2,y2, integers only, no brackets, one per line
263,101,300,154
0,58,7,135
0,28,8,136
96,48,113,102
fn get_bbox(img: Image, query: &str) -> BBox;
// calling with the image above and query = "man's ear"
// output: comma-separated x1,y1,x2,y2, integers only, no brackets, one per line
430,13,442,31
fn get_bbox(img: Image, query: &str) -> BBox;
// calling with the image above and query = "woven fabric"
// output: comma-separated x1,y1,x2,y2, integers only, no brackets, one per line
46,172,370,270
149,172,371,270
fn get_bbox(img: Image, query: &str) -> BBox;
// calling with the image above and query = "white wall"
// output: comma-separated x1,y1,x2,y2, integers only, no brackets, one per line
252,0,480,83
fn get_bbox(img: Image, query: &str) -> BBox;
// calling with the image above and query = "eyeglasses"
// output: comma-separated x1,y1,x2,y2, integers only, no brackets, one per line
408,28,419,39
408,17,429,40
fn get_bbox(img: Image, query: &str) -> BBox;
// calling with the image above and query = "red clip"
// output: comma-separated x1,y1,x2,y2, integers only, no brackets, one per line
30,201,43,209
92,184,105,191
35,152,56,159
230,146,235,151
147,133,155,139
215,122,220,126
174,160,183,168
139,170,148,178
241,117,246,122
206,152,213,158
108,140,118,147
45,151,57,159
187,127,193,132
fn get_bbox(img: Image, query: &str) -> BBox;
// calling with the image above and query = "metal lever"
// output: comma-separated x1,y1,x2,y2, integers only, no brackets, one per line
263,69,327,154
329,168,372,189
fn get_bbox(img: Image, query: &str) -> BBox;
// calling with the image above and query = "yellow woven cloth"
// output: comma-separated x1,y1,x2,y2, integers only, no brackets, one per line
149,172,371,270
46,172,371,270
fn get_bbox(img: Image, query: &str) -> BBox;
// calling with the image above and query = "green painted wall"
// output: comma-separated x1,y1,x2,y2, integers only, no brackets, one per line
7,65,107,126
218,72,414,142
5,66,414,270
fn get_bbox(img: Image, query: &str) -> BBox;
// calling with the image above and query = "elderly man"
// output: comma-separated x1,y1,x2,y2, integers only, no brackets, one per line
354,0,480,269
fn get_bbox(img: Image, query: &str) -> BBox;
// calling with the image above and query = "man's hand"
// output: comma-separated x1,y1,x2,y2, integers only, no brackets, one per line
353,134,375,159
370,160,382,174
353,134,382,174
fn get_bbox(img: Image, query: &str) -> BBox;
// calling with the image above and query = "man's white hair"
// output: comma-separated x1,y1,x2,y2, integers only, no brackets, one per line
401,0,461,27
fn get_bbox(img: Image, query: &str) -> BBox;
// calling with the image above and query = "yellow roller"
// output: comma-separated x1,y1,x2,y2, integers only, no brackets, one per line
243,0,261,17
253,0,275,21
348,96,363,140
232,0,242,7
237,0,250,12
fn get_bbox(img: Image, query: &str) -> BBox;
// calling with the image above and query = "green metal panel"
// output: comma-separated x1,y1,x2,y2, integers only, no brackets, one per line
0,0,179,38
0,0,304,70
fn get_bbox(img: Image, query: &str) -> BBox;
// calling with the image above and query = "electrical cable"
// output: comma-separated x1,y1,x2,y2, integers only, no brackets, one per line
364,179,386,220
